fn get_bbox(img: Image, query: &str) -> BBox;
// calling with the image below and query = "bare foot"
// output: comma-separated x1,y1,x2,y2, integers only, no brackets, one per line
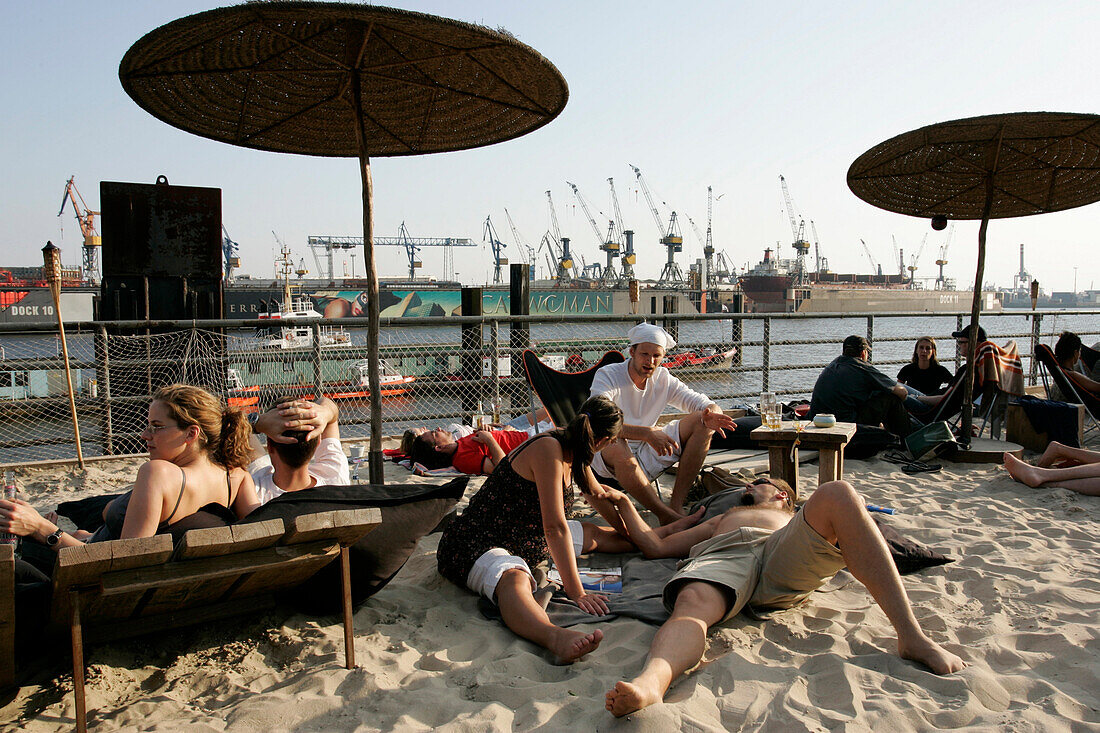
899,635,967,675
549,628,603,664
1004,452,1043,488
605,678,664,717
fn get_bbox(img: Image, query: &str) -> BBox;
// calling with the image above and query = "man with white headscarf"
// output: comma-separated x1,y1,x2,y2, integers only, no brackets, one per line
589,323,737,524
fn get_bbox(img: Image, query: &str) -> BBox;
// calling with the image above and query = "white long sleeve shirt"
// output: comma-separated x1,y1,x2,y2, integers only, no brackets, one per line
590,361,714,429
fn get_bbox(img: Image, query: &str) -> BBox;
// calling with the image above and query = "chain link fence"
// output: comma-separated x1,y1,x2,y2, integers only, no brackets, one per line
0,310,1096,463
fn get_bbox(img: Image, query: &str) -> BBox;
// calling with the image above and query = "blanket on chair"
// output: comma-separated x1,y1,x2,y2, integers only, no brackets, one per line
976,340,1025,396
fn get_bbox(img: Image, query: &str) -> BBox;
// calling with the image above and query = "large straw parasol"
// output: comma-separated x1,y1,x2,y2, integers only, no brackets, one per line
119,2,568,481
848,112,1100,441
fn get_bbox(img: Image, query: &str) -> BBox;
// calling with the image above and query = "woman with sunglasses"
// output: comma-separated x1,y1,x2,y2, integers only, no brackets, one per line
0,383,261,551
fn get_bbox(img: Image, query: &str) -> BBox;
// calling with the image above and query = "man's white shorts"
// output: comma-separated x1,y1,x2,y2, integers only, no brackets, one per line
589,419,682,482
465,521,585,600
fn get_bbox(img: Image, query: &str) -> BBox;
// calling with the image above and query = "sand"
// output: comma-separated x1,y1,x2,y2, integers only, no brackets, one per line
3,442,1099,732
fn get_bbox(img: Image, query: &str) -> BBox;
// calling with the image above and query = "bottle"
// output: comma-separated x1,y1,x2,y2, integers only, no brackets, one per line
1,470,18,549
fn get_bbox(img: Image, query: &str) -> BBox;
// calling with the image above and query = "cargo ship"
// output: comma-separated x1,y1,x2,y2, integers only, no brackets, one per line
738,248,1001,314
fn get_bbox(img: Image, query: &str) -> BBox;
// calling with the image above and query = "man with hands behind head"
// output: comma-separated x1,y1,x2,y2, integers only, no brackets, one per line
247,396,351,504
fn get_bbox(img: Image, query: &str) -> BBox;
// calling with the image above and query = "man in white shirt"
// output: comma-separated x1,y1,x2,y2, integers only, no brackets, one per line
590,323,737,524
248,396,351,504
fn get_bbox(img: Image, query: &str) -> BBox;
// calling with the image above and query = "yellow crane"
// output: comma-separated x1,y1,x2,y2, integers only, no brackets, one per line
57,176,101,284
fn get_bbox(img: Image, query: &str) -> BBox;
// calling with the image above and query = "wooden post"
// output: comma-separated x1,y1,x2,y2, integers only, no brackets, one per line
460,287,483,420
43,242,84,469
70,589,87,733
340,545,355,669
0,545,14,691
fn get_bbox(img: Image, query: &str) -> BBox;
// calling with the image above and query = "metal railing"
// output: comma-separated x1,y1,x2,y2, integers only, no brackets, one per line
0,308,1096,464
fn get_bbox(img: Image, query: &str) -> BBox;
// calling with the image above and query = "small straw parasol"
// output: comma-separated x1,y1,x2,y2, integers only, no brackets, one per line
119,2,568,481
848,112,1100,441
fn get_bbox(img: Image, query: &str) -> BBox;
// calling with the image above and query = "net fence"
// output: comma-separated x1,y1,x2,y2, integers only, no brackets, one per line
0,310,1094,464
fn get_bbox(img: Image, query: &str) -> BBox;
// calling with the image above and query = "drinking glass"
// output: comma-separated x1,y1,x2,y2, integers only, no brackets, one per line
760,392,776,428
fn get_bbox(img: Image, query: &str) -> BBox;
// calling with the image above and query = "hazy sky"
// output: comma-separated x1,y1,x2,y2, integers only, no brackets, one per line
3,1,1098,293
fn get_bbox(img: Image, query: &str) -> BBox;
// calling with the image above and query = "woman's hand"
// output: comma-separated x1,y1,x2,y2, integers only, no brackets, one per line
473,430,493,444
0,497,50,540
573,592,610,615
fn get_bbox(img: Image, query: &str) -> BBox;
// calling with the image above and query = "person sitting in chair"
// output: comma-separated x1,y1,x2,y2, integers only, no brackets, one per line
589,323,737,524
809,335,927,438
1049,331,1100,402
247,396,350,504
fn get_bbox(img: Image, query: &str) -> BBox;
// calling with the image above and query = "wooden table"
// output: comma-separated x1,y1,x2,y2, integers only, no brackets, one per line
750,421,858,492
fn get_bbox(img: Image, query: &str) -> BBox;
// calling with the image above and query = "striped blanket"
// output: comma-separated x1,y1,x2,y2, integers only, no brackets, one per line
975,340,1025,395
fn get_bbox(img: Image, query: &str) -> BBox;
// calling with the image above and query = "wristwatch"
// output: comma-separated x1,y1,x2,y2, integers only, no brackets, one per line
44,528,64,547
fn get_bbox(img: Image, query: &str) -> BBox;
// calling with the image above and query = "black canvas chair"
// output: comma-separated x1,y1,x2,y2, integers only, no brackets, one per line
913,369,967,426
1036,344,1100,435
521,349,626,427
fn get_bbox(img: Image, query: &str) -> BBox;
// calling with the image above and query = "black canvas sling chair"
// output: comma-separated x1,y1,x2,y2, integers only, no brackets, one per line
521,349,626,427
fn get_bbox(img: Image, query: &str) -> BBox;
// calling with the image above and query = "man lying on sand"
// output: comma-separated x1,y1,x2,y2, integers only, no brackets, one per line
1003,442,1100,496
600,478,966,717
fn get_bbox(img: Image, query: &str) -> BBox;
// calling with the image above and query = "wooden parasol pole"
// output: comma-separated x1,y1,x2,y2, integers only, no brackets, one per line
346,23,385,484
42,242,84,469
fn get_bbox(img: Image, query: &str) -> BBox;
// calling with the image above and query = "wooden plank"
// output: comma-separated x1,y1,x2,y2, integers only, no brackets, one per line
0,545,14,689
173,519,284,560
100,541,338,596
85,594,277,644
282,508,380,546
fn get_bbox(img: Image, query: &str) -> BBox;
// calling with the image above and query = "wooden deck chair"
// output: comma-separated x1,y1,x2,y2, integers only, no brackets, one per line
1036,344,1100,435
43,508,380,732
522,349,626,427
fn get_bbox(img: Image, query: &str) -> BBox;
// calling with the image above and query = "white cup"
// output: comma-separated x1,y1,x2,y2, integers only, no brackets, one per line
349,444,364,459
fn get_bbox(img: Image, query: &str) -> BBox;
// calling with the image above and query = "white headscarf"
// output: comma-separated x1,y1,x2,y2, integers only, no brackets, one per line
627,322,676,350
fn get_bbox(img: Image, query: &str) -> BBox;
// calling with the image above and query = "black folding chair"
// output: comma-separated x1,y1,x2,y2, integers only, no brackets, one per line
521,349,625,427
1036,344,1100,436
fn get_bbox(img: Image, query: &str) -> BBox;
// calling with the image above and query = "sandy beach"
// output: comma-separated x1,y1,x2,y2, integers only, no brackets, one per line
3,441,1099,732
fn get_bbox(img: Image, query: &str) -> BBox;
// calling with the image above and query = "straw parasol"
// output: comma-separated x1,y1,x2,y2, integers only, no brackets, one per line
848,112,1100,441
119,2,568,481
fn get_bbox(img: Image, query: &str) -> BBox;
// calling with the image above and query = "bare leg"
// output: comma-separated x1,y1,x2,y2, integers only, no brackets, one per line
599,439,683,524
605,581,728,717
1004,452,1100,495
801,481,966,675
1036,441,1100,468
495,569,603,663
668,412,715,514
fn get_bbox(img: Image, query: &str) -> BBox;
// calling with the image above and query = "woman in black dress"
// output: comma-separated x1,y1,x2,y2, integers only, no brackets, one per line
898,337,954,396
437,395,625,663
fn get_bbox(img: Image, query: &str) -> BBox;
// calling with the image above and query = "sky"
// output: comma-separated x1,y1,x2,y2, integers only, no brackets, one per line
2,0,1098,293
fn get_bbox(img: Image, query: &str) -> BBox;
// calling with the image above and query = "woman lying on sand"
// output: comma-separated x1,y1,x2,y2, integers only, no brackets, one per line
1003,442,1100,496
435,396,701,663
0,383,261,551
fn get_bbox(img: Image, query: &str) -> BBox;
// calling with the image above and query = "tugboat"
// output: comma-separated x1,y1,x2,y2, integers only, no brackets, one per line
257,243,351,350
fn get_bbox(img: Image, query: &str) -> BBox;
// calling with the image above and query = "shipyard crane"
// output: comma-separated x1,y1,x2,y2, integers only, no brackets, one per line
545,190,576,282
608,177,636,283
482,215,509,284
934,223,955,290
307,232,475,283
714,251,735,283
907,233,928,284
629,164,684,286
704,186,721,293
567,180,619,285
860,239,883,277
503,207,535,278
221,225,241,283
57,176,101,285
778,175,812,285
809,220,828,274
890,235,907,278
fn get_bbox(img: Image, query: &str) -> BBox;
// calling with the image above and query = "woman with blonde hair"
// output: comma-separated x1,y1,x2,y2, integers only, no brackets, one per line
1,383,261,550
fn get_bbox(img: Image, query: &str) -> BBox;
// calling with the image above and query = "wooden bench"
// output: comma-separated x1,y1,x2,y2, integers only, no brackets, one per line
6,508,379,732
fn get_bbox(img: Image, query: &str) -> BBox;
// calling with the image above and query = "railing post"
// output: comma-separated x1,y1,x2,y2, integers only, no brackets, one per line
1029,312,1042,385
661,295,679,344
866,315,874,348
98,325,113,456
489,320,501,419
460,288,483,421
731,315,743,367
762,317,771,392
509,264,531,419
311,322,324,398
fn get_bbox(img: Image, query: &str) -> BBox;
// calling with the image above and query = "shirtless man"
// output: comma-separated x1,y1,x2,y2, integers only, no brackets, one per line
602,478,966,717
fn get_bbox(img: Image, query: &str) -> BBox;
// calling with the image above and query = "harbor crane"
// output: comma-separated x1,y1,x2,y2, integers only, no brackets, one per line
809,220,828,274
482,215,508,284
307,231,475,283
545,190,576,282
57,176,101,285
608,178,636,284
567,180,619,285
935,223,955,290
779,175,812,285
907,233,928,284
714,251,735,283
629,164,684,286
503,208,535,278
221,225,241,283
860,239,883,277
891,235,906,278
